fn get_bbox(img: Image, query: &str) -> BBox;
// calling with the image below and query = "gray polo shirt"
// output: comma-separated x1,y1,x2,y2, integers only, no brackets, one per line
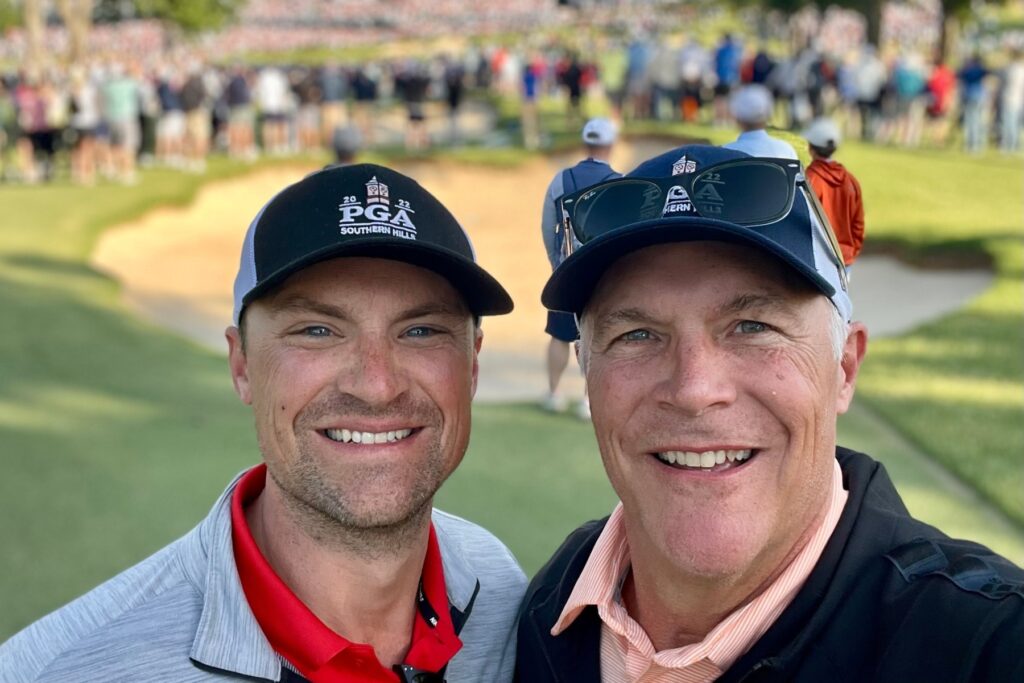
0,471,527,682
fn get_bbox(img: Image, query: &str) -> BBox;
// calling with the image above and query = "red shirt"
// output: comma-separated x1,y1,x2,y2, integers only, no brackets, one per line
231,465,462,683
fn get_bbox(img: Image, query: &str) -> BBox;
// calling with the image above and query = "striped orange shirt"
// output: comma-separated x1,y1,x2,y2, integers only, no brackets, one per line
551,459,848,683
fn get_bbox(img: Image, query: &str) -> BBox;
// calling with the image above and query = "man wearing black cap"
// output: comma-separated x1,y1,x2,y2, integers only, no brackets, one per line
1,165,526,682
515,145,1023,681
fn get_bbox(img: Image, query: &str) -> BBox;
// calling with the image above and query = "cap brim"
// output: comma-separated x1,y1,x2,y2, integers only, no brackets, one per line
243,238,514,317
541,217,837,314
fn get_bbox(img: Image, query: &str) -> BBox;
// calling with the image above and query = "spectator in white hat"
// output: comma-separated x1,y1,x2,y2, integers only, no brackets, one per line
723,84,798,159
538,117,622,419
803,117,865,273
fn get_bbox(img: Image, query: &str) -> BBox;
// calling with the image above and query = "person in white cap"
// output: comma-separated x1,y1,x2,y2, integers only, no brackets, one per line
803,117,865,272
539,117,622,419
723,83,798,159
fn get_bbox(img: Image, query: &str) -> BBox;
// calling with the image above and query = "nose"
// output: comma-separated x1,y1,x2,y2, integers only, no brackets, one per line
654,334,737,417
340,338,408,408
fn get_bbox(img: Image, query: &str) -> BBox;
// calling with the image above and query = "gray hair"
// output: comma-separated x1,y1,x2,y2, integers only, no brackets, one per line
827,303,849,361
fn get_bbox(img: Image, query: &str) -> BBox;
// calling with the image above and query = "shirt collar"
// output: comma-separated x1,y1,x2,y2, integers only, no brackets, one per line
553,458,848,670
230,465,462,679
189,468,282,680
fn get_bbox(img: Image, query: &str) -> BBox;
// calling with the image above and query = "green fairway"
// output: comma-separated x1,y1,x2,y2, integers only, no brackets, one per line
1,136,1022,640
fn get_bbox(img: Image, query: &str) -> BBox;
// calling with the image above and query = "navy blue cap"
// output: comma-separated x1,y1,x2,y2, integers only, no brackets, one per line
541,145,852,320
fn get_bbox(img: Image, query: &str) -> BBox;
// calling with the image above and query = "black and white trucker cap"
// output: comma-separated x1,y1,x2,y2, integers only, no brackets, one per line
232,164,513,324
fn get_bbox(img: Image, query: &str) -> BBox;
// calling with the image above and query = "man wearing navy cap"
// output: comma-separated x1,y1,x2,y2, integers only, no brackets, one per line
515,145,1023,681
1,164,526,682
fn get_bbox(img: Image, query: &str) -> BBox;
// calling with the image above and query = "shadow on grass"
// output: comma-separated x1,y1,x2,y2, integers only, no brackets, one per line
0,269,256,638
857,237,1024,528
2,253,116,282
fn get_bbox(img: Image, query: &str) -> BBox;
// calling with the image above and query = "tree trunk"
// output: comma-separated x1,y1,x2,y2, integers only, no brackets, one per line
862,0,883,46
939,14,961,62
56,0,94,63
23,0,45,73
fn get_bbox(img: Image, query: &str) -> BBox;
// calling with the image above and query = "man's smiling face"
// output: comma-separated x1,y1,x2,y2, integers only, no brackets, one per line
580,241,862,583
227,257,480,531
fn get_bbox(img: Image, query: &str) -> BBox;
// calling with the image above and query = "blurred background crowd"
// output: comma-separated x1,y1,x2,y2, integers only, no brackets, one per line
1,0,1022,184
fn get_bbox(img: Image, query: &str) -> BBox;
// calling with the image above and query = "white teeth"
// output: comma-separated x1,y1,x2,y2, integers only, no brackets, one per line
325,428,414,445
655,449,754,470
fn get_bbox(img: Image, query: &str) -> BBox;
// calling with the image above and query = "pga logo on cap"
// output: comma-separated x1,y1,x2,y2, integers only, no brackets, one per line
338,177,419,240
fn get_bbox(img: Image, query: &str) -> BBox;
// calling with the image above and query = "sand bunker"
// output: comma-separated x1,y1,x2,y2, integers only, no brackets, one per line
91,141,992,401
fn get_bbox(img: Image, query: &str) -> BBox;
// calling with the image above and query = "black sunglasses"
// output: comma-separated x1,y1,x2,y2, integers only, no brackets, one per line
557,157,847,290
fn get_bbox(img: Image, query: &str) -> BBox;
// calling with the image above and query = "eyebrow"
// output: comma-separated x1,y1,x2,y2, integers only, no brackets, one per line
268,295,469,323
718,293,799,318
270,295,352,322
590,307,661,336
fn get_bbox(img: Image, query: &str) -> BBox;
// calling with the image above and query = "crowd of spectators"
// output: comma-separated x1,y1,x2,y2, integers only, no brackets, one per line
532,12,1024,155
0,50,502,184
2,2,1022,185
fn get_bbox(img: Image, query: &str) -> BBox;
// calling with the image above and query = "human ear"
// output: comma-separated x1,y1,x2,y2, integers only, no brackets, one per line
225,326,253,405
835,322,868,414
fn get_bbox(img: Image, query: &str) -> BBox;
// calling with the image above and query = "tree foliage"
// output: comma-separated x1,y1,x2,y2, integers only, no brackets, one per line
135,0,245,33
0,0,20,32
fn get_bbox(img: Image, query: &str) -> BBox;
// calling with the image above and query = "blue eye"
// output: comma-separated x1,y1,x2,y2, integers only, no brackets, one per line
405,326,437,338
301,326,332,337
622,329,651,342
736,321,768,334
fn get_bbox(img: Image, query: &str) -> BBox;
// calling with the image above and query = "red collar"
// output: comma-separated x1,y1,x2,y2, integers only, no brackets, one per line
231,465,462,683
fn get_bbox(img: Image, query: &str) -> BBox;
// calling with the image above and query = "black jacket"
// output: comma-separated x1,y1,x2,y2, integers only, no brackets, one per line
515,448,1024,682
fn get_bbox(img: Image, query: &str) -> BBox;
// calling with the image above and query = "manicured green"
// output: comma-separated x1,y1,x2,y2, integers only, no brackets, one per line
0,130,1021,640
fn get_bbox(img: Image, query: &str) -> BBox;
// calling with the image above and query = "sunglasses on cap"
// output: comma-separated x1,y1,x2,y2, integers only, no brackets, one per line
557,157,848,290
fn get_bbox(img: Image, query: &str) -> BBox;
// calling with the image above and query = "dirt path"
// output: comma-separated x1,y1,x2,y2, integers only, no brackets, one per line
91,141,992,401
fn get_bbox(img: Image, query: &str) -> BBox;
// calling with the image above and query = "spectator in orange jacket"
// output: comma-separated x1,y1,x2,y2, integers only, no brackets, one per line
802,118,865,273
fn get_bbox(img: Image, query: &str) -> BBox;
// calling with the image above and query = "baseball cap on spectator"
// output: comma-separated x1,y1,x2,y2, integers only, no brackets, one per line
331,125,362,159
802,117,842,151
542,144,852,321
233,164,513,324
730,84,774,125
582,118,617,146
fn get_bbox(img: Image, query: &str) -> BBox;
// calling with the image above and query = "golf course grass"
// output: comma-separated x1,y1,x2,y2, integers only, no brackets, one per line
0,129,1021,640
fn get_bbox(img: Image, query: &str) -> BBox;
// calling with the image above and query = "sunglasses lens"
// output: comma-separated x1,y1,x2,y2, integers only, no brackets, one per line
691,163,792,225
572,180,664,242
568,162,798,246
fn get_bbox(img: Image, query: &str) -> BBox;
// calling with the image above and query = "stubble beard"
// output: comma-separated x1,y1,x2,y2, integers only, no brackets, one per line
262,393,452,560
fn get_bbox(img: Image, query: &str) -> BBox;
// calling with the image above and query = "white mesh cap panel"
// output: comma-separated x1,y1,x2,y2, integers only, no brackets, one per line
805,194,853,322
232,208,265,325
